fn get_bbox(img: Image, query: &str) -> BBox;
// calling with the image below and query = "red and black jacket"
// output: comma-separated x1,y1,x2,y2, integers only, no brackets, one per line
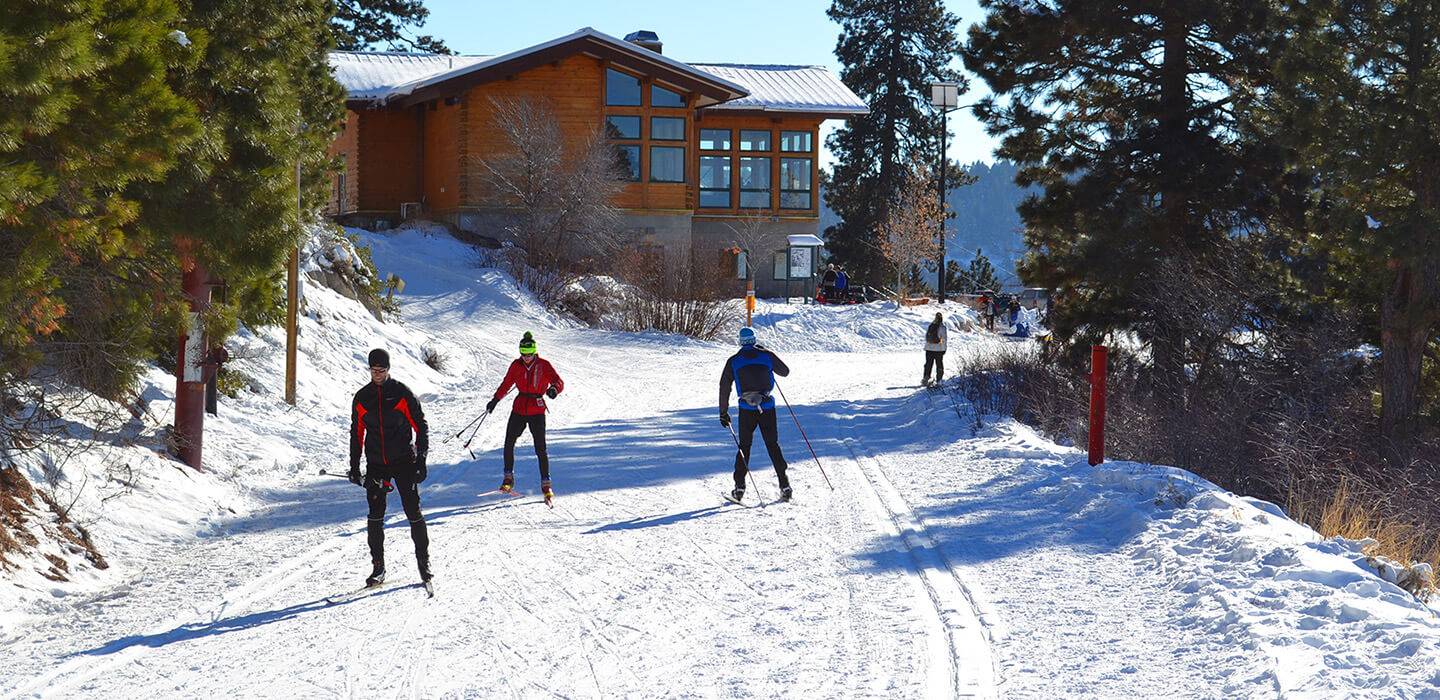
493,357,564,417
350,378,428,469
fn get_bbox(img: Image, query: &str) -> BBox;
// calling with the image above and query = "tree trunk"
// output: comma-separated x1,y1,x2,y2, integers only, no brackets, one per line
1153,8,1193,466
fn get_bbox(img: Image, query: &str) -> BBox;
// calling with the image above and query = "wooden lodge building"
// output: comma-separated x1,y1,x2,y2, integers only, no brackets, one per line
326,27,868,297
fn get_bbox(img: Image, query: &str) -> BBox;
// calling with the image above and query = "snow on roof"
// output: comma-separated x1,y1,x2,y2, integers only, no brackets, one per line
329,52,492,101
328,33,868,116
690,64,869,115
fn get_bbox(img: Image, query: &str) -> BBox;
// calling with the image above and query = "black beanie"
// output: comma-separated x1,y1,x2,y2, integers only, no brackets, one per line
367,348,390,368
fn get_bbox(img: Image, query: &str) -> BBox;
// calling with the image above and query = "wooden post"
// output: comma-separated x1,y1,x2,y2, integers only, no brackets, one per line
174,251,211,470
1088,345,1108,466
285,245,298,405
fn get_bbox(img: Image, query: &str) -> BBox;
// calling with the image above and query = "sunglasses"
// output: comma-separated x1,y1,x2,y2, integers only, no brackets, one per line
369,366,388,372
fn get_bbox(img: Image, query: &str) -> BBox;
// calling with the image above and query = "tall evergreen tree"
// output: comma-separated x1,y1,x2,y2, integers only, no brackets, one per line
0,0,201,394
332,0,449,54
133,0,345,346
1266,0,1440,465
964,1,1284,422
824,0,964,285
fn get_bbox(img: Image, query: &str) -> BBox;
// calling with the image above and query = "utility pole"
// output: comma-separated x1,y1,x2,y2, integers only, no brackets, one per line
285,154,300,405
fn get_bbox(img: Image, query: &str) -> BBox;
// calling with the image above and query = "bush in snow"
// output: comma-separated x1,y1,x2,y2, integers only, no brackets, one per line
612,249,736,340
421,345,446,373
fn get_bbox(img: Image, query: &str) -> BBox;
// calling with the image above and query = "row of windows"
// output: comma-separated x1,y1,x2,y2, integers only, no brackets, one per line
700,129,812,153
699,156,812,209
606,119,816,154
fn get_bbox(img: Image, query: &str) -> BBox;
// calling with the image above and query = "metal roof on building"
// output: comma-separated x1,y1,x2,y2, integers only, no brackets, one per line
328,29,867,116
691,64,868,115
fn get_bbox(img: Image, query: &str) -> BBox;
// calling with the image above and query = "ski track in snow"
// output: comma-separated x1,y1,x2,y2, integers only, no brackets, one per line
3,227,1439,698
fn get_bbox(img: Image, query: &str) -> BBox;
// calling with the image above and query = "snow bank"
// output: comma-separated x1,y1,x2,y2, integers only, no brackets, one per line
749,299,982,352
1,223,561,633
970,419,1440,697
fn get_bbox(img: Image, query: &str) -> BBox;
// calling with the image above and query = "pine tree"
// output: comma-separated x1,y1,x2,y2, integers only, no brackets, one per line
964,1,1284,424
333,0,449,54
1265,0,1440,465
967,248,1002,293
133,0,345,344
0,0,200,393
824,0,964,286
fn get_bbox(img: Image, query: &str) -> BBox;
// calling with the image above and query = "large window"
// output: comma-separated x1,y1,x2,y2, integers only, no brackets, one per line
739,157,771,208
700,156,731,208
650,116,686,141
606,68,642,106
650,146,684,182
740,129,771,152
651,84,685,107
780,130,813,152
606,115,641,140
700,129,731,151
780,158,812,209
615,145,641,181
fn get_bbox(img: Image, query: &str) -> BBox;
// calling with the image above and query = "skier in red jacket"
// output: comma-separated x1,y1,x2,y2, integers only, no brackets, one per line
486,331,564,504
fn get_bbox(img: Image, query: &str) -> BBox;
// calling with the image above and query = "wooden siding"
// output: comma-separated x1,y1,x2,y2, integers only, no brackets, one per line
326,111,360,215
357,108,423,212
458,54,605,207
421,100,462,212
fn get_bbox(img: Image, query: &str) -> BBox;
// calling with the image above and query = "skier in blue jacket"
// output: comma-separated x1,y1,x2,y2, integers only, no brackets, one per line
719,327,792,502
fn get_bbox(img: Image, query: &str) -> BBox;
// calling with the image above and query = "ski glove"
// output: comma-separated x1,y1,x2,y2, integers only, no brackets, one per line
719,410,731,428
546,386,558,399
486,398,499,414
347,465,362,485
414,459,427,484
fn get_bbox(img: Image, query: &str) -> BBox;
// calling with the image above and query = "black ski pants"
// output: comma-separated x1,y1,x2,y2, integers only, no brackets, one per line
733,408,789,491
923,350,945,383
365,466,428,566
503,412,549,480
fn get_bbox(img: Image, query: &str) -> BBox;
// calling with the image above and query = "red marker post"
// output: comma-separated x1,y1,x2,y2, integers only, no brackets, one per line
1087,345,1108,466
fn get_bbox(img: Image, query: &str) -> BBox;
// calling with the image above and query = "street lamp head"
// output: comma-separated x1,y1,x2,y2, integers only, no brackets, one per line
929,81,960,109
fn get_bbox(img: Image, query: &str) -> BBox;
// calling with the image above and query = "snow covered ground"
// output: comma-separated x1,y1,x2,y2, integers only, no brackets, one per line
2,226,1438,698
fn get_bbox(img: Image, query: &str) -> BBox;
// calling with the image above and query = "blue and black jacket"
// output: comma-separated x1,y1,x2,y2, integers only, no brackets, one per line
719,345,790,412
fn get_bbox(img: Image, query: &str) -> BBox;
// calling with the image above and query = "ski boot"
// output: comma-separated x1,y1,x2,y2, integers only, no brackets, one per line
780,487,793,502
365,559,386,587
499,471,515,494
727,488,745,504
541,480,554,507
417,557,433,583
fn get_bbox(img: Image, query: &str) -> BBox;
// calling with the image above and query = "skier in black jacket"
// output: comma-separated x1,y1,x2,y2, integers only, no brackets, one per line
719,327,792,503
348,348,432,588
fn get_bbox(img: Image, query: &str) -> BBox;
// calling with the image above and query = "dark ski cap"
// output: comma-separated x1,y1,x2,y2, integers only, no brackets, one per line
368,348,390,369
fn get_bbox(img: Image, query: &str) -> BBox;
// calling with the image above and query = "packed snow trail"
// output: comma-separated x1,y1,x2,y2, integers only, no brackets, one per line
3,228,1437,698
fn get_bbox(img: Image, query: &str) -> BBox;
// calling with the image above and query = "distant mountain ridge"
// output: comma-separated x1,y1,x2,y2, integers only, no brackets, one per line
820,160,1033,288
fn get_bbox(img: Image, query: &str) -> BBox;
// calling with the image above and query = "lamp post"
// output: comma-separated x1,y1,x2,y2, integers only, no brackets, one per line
929,81,961,303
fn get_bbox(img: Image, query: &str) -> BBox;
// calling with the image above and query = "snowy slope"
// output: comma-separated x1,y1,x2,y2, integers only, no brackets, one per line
1,225,1437,699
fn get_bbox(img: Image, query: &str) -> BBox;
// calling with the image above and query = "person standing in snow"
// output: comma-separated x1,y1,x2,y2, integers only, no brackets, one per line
348,348,431,588
834,266,850,303
819,263,839,302
486,331,564,505
923,312,948,386
719,327,793,502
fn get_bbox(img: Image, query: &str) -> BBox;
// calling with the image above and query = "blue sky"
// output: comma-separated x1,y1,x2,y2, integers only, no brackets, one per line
419,0,998,167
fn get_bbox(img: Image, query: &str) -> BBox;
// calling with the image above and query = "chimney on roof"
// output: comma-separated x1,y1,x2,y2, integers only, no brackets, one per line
624,30,662,54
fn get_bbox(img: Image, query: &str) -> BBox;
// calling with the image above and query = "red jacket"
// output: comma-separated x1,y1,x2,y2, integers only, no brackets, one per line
493,357,564,416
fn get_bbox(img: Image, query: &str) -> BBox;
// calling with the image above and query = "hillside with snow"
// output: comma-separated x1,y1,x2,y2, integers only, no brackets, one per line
2,226,1437,698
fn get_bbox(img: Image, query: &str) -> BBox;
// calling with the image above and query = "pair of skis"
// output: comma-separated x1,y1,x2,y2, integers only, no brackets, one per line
326,578,434,604
721,492,794,508
477,487,553,508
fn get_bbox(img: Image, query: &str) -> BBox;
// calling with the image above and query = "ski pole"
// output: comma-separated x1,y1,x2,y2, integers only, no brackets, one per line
462,410,491,460
449,411,486,443
724,420,763,498
772,379,834,490
317,469,351,479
